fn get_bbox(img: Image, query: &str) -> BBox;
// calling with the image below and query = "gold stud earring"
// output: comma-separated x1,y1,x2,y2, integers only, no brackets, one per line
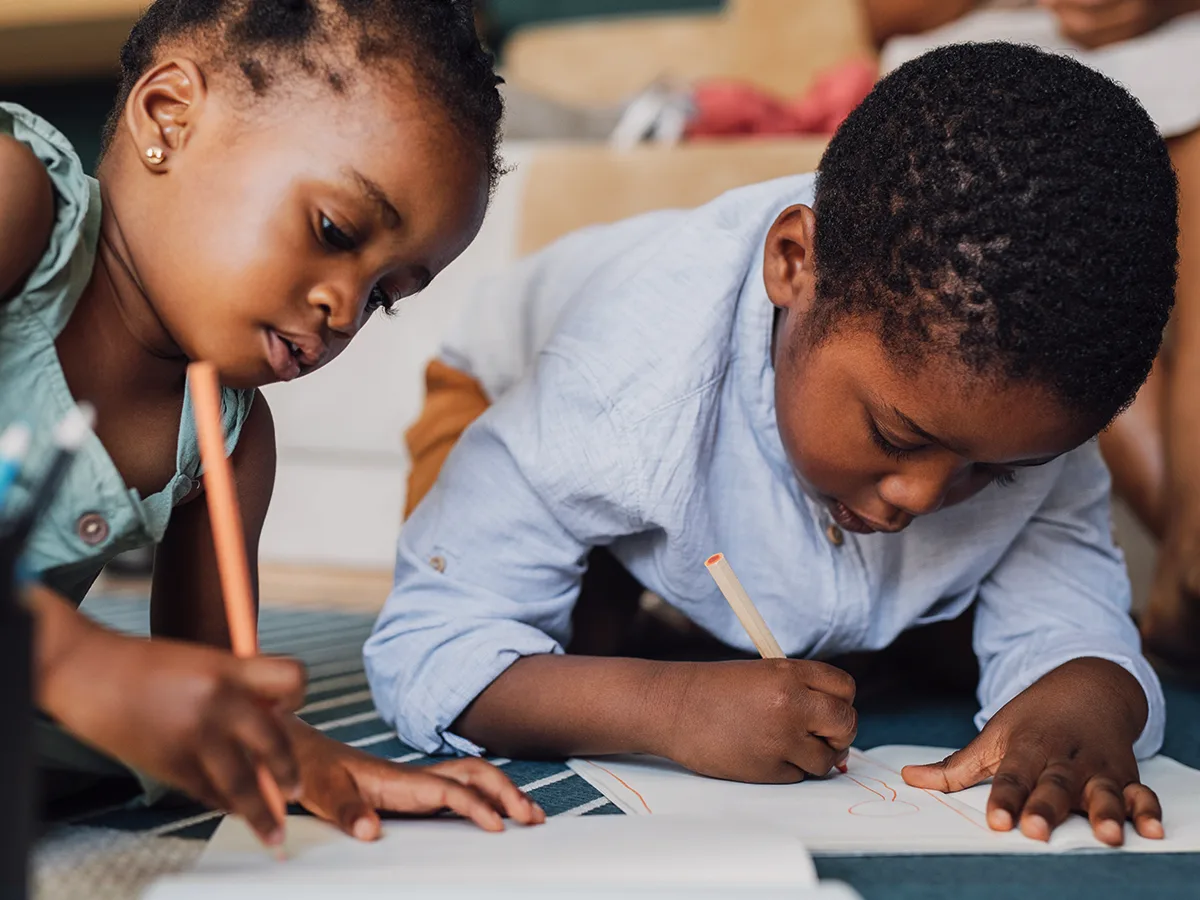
145,146,165,165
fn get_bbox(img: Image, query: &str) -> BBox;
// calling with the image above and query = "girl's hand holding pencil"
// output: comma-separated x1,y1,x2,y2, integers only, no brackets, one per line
31,584,307,843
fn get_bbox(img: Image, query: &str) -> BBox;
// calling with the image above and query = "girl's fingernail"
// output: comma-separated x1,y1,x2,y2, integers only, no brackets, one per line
1097,820,1123,844
1143,818,1165,839
987,808,1013,831
353,818,375,841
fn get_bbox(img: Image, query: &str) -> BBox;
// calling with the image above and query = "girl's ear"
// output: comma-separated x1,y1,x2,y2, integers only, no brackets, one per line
763,204,817,315
124,58,208,173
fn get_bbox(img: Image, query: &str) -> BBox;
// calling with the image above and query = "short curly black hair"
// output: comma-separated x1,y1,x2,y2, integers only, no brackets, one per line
101,0,504,187
810,41,1178,426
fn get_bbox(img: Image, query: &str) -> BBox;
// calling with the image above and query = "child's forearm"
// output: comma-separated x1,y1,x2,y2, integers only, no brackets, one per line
27,584,102,719
454,655,687,759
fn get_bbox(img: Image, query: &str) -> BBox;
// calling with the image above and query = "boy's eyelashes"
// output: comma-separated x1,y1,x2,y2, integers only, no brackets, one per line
868,416,1020,487
988,468,1019,488
867,418,923,461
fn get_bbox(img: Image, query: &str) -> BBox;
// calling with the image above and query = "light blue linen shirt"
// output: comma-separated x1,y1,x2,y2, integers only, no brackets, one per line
365,174,1164,759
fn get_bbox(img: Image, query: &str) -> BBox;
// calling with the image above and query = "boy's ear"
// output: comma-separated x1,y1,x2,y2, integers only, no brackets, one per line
125,58,207,173
763,204,817,313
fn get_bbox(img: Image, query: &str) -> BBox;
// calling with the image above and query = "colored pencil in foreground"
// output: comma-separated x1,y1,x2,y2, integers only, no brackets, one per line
1,407,92,548
188,362,289,858
0,422,32,513
704,552,848,774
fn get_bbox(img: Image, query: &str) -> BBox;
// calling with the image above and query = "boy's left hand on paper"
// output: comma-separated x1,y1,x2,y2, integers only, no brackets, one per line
900,657,1161,847
284,717,545,839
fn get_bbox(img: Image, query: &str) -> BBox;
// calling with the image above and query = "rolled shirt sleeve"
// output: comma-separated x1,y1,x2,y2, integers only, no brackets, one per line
973,441,1164,758
364,349,642,755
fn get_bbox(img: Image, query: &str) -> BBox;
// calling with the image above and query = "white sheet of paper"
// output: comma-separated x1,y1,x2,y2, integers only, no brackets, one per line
569,746,1200,855
141,814,839,899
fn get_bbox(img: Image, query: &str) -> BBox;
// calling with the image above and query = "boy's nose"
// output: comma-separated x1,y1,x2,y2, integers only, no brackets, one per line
877,468,956,519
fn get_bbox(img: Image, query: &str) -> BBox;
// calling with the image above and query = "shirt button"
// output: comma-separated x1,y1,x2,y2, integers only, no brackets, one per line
429,555,446,573
77,512,110,546
825,524,844,547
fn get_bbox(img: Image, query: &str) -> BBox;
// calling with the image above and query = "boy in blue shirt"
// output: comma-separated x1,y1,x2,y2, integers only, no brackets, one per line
367,43,1178,847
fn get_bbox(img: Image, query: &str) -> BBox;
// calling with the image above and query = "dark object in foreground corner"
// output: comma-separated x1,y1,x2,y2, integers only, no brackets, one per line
0,548,34,900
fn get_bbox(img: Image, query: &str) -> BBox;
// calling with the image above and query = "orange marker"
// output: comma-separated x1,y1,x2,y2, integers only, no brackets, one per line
189,362,290,856
704,553,848,775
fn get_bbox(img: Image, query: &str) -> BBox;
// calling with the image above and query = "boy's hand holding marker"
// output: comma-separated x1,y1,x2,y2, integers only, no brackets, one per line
664,658,855,783
697,554,853,781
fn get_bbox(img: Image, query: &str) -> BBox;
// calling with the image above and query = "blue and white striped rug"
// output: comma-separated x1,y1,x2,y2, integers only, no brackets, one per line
73,595,620,839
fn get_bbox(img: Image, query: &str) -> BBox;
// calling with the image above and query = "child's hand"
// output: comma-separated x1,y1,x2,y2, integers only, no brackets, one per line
1041,0,1174,49
38,602,306,844
901,657,1161,847
1140,529,1200,673
665,659,857,782
284,718,545,838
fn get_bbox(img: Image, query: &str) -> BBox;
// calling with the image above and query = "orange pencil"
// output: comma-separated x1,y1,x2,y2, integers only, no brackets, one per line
189,361,289,856
704,553,848,775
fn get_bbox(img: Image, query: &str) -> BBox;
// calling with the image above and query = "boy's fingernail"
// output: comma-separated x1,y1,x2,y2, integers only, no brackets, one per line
265,828,284,846
353,818,376,841
987,808,1013,831
1022,814,1050,841
1097,820,1123,844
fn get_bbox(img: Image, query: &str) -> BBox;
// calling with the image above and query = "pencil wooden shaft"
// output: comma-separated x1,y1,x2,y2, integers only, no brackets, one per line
705,553,785,659
189,362,288,838
189,363,257,658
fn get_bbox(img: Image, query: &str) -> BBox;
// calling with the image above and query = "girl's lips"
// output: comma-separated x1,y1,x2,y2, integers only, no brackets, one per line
264,328,301,382
829,499,876,534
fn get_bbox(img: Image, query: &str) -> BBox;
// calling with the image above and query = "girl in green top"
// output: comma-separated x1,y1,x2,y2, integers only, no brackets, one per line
0,0,541,845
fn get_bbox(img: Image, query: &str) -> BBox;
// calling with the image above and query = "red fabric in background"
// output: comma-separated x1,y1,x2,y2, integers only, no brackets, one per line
685,59,877,138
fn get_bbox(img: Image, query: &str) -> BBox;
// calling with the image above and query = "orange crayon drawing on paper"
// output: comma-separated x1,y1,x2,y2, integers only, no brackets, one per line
584,761,654,813
845,749,989,831
844,773,920,817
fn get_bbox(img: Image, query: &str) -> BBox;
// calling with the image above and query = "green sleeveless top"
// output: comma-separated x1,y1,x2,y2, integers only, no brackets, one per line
0,103,254,603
